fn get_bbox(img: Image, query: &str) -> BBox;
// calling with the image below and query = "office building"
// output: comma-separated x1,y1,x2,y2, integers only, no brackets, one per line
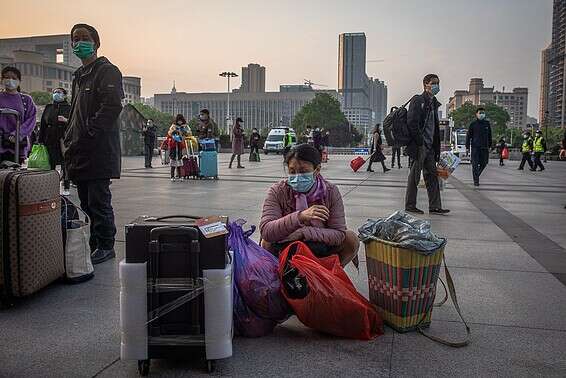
368,77,387,125
154,87,337,132
448,78,528,128
540,0,566,127
0,34,81,68
338,32,372,130
240,63,265,93
122,76,141,104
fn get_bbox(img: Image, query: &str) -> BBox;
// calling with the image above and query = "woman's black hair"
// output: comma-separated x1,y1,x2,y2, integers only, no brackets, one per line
285,143,322,167
71,23,101,48
372,123,381,134
53,87,67,95
175,114,186,124
1,66,22,81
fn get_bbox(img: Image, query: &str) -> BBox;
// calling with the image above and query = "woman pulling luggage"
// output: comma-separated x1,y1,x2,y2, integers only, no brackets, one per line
259,143,359,267
367,124,390,173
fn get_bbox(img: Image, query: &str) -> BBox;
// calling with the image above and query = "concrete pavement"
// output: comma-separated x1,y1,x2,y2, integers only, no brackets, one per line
1,153,565,377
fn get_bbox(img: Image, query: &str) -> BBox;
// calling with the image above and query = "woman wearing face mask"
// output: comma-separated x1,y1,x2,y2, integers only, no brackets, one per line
260,144,359,267
38,87,71,194
249,127,261,162
0,66,37,164
229,117,245,169
367,124,391,173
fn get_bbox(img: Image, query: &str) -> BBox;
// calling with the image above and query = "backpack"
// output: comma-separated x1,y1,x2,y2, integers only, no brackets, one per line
382,97,415,147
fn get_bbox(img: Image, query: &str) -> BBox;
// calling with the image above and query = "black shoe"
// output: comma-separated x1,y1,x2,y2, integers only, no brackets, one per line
517,168,523,170
405,207,424,215
429,208,450,215
237,165,245,169
383,168,391,173
474,182,480,187
91,249,116,265
399,166,402,169
529,168,536,172
367,168,375,172
540,168,545,171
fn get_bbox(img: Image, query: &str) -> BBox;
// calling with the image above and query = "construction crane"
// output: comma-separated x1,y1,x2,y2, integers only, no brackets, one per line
304,79,328,88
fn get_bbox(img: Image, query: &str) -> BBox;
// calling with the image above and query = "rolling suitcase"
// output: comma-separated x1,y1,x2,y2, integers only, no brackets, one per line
121,215,232,375
183,142,199,179
350,156,367,172
199,151,218,179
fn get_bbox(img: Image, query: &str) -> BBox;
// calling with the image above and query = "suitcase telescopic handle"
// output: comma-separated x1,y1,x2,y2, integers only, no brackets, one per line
0,108,22,164
149,226,199,241
145,215,202,222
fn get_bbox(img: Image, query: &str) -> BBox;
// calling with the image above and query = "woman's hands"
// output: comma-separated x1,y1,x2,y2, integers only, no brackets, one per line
299,205,329,224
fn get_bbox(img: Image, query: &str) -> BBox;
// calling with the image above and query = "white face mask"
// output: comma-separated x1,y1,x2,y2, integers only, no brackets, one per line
2,78,20,91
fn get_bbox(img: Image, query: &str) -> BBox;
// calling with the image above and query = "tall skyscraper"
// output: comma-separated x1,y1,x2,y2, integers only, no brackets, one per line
368,77,388,125
338,32,371,130
540,45,551,125
541,0,566,127
240,63,266,93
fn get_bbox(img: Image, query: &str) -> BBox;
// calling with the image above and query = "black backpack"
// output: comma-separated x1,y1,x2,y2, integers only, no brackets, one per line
382,97,415,147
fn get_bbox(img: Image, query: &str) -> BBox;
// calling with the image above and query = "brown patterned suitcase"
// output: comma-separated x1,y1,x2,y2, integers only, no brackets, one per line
0,169,65,303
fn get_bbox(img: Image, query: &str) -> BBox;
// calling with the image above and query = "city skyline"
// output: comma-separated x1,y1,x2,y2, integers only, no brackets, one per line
0,0,553,118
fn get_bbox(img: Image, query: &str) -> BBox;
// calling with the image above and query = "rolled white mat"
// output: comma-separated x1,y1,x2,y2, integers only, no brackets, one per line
119,260,148,360
204,259,233,360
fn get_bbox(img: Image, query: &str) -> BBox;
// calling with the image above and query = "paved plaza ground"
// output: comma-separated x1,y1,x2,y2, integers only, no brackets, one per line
1,153,566,377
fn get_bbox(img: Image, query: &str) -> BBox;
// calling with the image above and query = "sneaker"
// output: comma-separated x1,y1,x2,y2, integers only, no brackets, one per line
237,165,245,169
405,207,424,215
383,168,391,173
429,208,450,215
91,249,116,265
62,189,71,196
171,178,176,182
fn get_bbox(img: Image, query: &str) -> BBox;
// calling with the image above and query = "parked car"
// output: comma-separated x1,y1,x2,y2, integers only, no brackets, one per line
263,128,297,154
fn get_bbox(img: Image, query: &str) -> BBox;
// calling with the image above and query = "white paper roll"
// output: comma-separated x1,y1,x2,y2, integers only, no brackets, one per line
203,259,233,360
119,260,148,361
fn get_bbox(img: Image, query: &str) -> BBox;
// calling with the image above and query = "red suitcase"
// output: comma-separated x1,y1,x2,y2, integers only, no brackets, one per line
350,156,367,172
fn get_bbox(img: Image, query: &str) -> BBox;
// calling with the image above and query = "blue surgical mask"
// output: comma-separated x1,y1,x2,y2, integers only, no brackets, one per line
431,84,440,96
478,113,486,120
53,92,65,102
287,172,315,193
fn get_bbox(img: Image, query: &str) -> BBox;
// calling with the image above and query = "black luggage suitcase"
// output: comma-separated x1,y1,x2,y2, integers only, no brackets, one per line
124,215,229,375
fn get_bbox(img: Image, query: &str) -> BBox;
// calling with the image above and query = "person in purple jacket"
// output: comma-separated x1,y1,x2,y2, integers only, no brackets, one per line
0,66,37,164
260,143,359,267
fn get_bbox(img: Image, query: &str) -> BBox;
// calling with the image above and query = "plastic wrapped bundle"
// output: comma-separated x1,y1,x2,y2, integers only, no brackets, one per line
358,211,445,255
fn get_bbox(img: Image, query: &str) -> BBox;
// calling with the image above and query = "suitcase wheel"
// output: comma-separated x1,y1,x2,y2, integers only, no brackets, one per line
138,359,150,376
207,360,216,374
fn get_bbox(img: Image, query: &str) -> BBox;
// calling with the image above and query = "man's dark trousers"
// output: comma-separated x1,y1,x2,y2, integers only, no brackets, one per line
533,152,545,170
471,147,489,185
405,146,441,210
77,179,116,252
518,153,534,170
144,144,153,167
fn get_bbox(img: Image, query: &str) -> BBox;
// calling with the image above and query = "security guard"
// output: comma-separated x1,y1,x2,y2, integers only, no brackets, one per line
518,131,535,171
532,129,546,171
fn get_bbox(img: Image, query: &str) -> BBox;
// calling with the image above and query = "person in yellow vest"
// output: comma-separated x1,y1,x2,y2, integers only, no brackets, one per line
532,129,546,171
518,131,535,171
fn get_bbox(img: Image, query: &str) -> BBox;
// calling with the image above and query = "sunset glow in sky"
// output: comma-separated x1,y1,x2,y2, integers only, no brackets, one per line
0,0,553,117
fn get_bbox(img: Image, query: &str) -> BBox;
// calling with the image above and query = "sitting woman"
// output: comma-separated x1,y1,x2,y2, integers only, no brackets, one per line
260,144,359,267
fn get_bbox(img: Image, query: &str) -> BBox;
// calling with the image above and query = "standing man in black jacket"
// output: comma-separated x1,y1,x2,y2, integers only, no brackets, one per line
142,119,157,168
64,24,123,265
466,107,492,186
404,74,449,215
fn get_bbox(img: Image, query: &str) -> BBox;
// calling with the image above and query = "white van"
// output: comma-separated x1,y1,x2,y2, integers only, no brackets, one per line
451,129,470,164
263,128,297,154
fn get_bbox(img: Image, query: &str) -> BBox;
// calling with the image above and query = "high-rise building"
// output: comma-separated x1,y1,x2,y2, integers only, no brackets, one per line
368,77,387,125
540,0,566,127
122,76,141,104
338,32,371,130
240,63,265,93
0,34,81,68
448,78,528,129
540,46,551,126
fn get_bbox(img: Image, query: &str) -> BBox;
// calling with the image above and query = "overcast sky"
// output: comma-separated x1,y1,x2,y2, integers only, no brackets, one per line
0,0,553,118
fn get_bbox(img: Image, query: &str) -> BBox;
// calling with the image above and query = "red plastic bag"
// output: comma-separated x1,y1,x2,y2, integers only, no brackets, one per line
350,156,366,172
279,241,383,340
502,147,509,160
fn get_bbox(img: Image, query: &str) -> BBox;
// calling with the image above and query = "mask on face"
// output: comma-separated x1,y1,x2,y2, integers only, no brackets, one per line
2,78,20,91
53,92,65,102
431,84,440,96
72,41,96,60
478,113,486,120
199,115,209,121
287,172,315,193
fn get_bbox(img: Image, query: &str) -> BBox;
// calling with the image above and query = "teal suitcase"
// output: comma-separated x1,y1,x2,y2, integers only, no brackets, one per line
199,151,218,179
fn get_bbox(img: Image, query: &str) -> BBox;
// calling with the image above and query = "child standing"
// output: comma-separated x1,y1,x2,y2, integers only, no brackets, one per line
161,127,187,181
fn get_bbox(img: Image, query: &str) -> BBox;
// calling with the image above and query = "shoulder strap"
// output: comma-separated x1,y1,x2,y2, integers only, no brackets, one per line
416,254,471,347
402,95,418,108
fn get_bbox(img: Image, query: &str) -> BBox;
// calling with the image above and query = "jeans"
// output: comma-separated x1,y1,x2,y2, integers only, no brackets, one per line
391,147,401,167
405,145,441,210
533,152,545,170
471,147,489,184
76,179,116,252
518,153,534,170
144,144,154,167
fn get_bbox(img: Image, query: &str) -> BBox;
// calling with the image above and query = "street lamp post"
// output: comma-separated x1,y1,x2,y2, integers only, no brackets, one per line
219,71,238,135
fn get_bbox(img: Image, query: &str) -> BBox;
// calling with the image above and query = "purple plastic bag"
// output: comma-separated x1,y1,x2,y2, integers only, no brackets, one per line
233,284,277,337
229,220,291,336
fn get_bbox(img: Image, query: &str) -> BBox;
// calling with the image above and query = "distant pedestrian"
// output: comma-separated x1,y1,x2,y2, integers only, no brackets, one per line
197,108,219,149
38,87,71,194
532,129,546,171
466,107,492,186
142,119,157,168
404,73,449,215
283,127,293,160
0,66,37,164
560,129,566,160
518,131,535,171
367,124,390,173
496,138,506,166
64,23,123,264
249,127,261,161
229,117,245,169
391,142,402,169
313,127,323,154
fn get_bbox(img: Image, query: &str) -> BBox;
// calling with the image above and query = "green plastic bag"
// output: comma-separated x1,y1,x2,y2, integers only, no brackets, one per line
28,144,51,170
